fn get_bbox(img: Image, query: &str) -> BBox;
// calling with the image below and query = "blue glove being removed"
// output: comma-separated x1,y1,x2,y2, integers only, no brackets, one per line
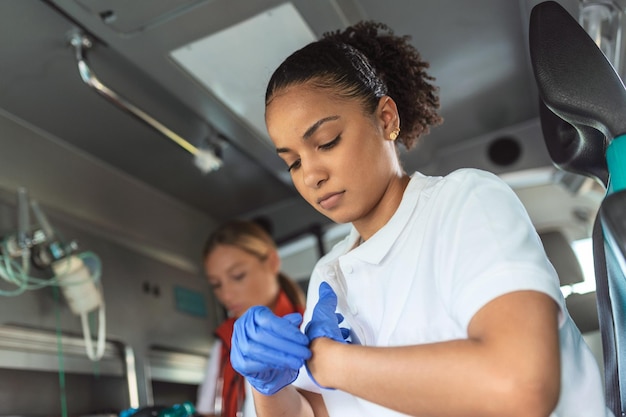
304,282,349,389
230,306,311,395
305,281,349,343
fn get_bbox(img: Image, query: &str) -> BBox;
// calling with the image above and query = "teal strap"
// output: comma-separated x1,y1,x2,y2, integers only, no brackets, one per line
53,287,68,417
607,134,626,194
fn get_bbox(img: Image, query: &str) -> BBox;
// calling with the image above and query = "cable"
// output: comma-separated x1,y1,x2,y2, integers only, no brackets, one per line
80,299,106,361
0,246,107,360
0,188,107,363
0,244,102,293
53,286,69,417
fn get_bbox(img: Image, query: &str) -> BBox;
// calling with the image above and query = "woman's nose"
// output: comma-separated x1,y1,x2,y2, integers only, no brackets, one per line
302,161,328,189
217,282,235,303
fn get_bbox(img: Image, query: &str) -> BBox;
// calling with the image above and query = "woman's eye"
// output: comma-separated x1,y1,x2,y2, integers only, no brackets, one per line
287,159,301,172
319,135,340,150
233,272,246,281
210,282,221,290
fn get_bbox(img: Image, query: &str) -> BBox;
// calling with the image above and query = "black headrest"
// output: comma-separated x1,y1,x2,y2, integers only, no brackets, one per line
529,1,626,185
538,100,609,186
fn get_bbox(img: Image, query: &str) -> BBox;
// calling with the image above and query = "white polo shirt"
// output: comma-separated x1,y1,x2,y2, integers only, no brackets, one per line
196,340,257,417
294,168,608,417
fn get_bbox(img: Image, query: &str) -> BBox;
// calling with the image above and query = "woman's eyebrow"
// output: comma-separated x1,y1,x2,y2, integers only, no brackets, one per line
226,261,245,273
303,115,340,140
276,115,340,154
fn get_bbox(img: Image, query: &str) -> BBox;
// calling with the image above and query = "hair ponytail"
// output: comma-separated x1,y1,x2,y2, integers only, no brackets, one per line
266,21,443,150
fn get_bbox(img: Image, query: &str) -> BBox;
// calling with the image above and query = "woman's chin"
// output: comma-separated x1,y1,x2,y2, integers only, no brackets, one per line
229,306,248,318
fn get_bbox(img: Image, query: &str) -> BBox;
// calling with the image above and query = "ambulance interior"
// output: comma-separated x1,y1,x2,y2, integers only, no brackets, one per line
0,0,624,415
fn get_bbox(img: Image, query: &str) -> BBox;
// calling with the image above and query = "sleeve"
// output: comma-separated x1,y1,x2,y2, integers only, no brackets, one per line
298,229,356,331
435,169,565,331
291,266,323,394
300,267,323,331
195,341,222,414
292,231,355,394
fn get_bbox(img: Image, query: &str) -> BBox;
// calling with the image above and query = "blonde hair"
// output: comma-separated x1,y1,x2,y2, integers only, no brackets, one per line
203,219,305,309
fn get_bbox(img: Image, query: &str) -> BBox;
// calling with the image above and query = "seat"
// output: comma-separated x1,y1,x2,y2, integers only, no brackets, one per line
540,230,585,287
529,2,626,416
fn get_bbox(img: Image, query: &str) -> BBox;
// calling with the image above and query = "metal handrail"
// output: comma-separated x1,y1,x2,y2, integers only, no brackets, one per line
67,30,199,156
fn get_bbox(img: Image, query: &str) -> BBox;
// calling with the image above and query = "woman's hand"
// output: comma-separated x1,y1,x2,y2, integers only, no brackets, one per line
305,282,348,343
231,306,311,395
304,282,349,388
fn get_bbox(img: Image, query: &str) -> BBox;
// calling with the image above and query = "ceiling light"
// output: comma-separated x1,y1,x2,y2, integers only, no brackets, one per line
170,3,316,144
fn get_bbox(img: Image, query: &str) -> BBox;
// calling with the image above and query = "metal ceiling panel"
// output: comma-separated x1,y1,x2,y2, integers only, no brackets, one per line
75,0,212,34
0,0,606,247
0,0,299,223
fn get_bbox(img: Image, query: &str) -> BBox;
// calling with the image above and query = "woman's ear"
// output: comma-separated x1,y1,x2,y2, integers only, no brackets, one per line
377,96,400,139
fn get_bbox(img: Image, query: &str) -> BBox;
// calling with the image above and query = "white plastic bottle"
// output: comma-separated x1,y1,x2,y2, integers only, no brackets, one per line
52,255,102,315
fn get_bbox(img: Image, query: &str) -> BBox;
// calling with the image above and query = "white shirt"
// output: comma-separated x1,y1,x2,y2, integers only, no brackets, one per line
294,168,609,417
196,340,257,417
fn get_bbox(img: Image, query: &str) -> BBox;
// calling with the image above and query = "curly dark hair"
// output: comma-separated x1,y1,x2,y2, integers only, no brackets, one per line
265,21,443,150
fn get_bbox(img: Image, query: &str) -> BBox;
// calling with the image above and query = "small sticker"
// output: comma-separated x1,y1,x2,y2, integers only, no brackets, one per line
174,286,208,318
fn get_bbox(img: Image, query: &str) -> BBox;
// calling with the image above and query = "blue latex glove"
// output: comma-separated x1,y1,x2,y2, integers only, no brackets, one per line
305,282,349,343
304,282,349,389
230,306,311,395
335,313,352,342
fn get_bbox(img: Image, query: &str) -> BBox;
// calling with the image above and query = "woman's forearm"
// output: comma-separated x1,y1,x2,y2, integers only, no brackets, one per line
252,384,317,417
307,291,560,417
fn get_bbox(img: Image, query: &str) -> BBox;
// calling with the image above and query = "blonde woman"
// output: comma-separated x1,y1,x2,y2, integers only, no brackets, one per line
196,219,305,417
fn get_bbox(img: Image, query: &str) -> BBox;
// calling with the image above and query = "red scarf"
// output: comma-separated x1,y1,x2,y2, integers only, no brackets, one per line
213,291,304,417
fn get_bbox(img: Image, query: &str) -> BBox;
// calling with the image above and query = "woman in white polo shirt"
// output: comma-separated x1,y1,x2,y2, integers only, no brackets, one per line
228,21,610,417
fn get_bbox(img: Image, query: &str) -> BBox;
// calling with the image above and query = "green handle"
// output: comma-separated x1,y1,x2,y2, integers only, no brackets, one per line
607,134,626,194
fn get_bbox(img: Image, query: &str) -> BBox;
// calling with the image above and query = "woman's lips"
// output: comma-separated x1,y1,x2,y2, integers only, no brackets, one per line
318,191,345,210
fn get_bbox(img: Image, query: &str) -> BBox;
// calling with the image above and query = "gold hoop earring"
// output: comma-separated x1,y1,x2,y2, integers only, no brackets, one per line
389,128,400,141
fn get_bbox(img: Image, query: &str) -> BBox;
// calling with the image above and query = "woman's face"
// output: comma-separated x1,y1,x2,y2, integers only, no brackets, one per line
266,84,404,232
204,244,280,318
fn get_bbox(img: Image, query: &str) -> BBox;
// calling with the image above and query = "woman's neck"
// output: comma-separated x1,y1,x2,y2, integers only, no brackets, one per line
353,173,410,242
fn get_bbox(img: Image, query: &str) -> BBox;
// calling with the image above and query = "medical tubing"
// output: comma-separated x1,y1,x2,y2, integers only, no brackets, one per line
17,188,31,275
17,187,30,249
0,240,31,296
53,286,69,417
0,246,103,295
80,300,106,361
0,249,106,361
30,199,56,240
